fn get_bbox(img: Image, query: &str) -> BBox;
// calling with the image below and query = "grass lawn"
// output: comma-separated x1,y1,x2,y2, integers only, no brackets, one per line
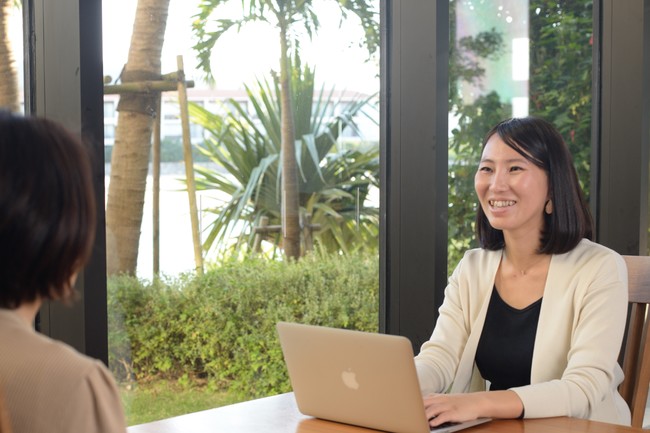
120,380,245,426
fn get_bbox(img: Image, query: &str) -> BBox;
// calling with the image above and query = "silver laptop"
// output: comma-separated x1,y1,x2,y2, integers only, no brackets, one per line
276,321,491,433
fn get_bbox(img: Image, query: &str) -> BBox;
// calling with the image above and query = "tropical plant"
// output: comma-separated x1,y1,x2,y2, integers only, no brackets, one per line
192,0,379,259
105,0,171,275
189,61,379,258
529,0,593,196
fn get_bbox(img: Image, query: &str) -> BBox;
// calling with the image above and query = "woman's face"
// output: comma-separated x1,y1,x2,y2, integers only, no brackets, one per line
474,134,549,240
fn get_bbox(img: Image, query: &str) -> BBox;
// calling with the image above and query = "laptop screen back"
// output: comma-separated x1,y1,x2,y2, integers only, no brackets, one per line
276,321,432,433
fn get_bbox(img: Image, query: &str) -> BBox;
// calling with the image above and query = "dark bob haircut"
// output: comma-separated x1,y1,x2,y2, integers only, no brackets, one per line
0,111,96,308
476,116,593,254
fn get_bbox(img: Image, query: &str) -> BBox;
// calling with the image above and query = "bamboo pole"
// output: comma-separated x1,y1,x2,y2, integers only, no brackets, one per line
176,55,204,275
104,79,195,94
152,93,162,276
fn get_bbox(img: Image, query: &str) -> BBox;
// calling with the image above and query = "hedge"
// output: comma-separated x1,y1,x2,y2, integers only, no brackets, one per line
108,252,379,399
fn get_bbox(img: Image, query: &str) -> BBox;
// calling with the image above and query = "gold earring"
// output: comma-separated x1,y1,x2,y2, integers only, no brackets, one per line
545,199,553,215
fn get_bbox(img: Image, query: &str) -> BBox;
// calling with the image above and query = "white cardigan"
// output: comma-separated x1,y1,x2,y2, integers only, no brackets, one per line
414,239,631,425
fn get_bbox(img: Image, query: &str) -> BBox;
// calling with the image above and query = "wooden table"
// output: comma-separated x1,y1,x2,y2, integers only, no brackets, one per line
127,392,644,433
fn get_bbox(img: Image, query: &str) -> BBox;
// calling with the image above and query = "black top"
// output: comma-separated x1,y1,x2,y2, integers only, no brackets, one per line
475,287,542,390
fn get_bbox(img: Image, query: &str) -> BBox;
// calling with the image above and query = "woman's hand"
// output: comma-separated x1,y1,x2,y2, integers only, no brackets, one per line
423,390,524,427
423,393,483,427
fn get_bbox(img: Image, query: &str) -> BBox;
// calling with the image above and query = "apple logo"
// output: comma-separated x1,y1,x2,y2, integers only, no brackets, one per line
341,368,360,390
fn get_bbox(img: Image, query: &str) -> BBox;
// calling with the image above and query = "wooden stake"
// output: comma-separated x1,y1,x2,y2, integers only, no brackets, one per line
152,93,161,276
176,55,204,275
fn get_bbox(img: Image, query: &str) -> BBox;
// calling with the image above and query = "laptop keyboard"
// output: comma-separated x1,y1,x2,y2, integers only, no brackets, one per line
430,421,459,432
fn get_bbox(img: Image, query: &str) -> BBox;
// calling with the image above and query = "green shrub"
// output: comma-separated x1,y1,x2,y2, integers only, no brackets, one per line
108,252,379,399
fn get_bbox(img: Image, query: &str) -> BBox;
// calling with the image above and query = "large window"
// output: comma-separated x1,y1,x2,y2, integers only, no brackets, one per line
448,0,594,269
102,0,379,425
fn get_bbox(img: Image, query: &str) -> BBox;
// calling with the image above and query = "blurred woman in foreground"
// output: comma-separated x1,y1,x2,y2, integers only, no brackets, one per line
0,111,126,433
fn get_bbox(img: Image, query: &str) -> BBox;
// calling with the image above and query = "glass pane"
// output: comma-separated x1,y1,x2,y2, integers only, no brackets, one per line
448,0,593,269
1,2,23,114
103,0,380,425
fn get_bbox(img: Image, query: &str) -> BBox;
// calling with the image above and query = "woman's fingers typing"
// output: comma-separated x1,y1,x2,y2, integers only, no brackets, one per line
422,393,481,427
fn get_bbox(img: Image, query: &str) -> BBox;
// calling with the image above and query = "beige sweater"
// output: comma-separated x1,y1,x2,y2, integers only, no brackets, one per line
415,239,631,425
0,309,126,433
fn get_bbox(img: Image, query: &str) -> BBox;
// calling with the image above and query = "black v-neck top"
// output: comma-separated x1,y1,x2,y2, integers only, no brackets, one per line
475,287,542,390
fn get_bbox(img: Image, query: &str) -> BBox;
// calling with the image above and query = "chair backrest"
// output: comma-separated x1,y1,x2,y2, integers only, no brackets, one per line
619,255,650,428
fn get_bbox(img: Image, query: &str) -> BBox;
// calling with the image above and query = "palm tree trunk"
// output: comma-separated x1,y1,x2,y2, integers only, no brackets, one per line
105,0,170,275
0,0,19,112
278,22,301,260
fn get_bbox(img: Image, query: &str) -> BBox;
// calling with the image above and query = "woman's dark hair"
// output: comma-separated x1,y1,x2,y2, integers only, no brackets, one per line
476,116,593,254
0,111,96,308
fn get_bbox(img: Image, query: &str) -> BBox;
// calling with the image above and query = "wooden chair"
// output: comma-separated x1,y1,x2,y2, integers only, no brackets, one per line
619,255,650,428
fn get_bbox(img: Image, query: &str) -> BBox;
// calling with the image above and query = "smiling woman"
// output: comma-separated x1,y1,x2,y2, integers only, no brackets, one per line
415,117,630,428
475,134,549,241
475,118,593,255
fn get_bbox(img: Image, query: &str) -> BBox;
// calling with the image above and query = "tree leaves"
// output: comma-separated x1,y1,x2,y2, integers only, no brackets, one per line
190,61,378,258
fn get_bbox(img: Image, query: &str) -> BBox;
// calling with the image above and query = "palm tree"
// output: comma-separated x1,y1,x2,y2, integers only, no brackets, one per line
192,0,379,259
105,0,170,275
0,0,19,112
190,61,379,258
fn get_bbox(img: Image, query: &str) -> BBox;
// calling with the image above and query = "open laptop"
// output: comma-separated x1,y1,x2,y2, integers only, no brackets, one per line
276,321,491,433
